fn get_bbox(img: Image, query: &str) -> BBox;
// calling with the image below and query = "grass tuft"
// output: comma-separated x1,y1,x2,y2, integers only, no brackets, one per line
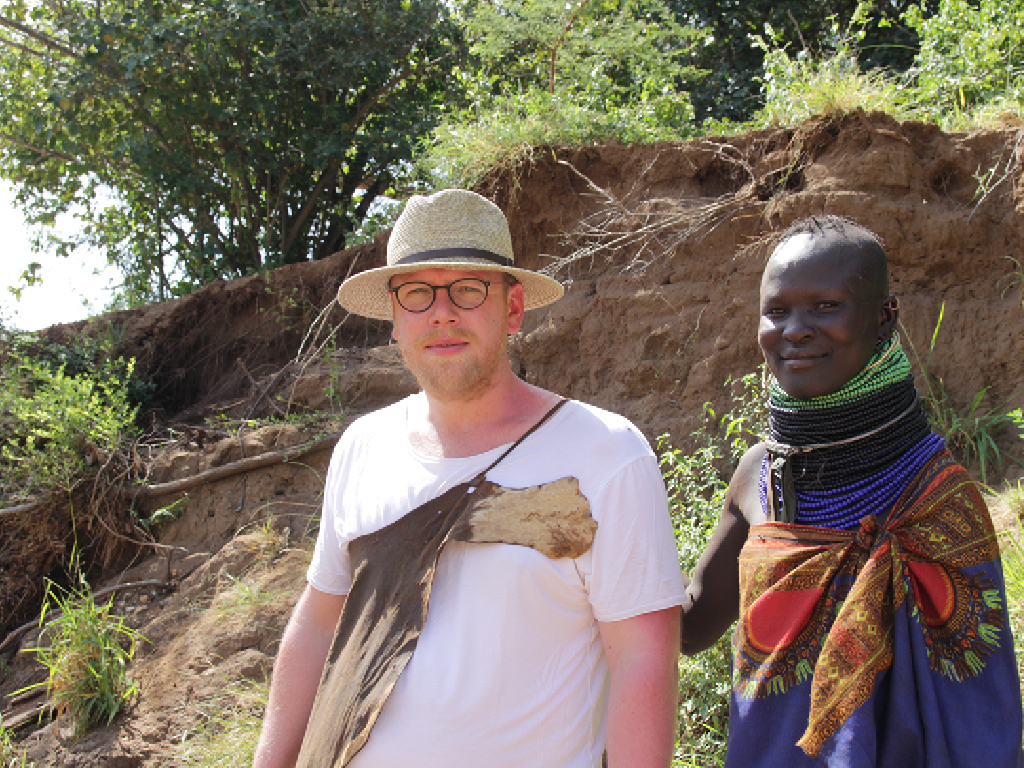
0,724,34,767
18,578,143,736
177,681,268,767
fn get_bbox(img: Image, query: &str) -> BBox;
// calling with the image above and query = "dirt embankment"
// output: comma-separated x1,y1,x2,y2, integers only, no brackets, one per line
3,110,1023,765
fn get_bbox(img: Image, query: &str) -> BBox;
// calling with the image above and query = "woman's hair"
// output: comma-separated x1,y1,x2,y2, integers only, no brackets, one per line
772,215,889,298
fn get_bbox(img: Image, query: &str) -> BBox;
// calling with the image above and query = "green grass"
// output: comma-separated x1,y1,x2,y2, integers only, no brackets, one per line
901,311,1022,485
0,724,34,768
177,681,268,767
998,526,1024,697
18,578,144,736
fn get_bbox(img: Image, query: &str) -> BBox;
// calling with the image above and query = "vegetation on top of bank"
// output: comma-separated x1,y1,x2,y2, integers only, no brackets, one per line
2,0,1023,307
0,324,148,505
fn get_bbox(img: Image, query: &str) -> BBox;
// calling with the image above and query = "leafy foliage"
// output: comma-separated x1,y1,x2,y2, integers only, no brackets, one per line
907,0,1024,121
661,372,765,766
0,326,141,501
667,0,932,123
0,0,465,304
753,14,917,125
421,0,703,188
19,576,143,736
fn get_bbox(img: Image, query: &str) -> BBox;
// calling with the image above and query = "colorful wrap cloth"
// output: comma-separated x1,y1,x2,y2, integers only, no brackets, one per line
726,449,1022,767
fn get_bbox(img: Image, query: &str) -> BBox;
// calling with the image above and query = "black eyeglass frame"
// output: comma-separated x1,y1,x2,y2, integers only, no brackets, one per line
388,276,517,313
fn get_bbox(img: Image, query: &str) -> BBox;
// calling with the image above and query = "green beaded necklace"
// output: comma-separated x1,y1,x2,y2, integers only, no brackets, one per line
768,334,911,411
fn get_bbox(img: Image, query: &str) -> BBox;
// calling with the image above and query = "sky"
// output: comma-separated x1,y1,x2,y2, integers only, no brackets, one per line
0,181,119,332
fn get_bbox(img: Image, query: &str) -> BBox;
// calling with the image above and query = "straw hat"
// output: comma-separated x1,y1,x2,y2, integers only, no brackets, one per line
336,189,564,320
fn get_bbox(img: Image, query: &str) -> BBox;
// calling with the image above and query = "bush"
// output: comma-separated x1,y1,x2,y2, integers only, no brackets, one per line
0,327,142,502
419,0,702,189
660,372,765,766
907,0,1024,122
752,18,916,126
19,576,143,736
422,90,690,189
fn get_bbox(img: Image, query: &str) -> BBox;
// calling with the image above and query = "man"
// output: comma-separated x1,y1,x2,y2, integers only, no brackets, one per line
254,189,686,768
681,216,1022,767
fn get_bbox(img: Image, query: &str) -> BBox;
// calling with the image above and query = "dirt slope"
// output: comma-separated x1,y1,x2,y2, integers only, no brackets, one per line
3,111,1023,765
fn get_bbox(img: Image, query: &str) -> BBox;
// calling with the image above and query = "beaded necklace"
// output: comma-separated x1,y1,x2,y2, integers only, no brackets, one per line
762,336,945,529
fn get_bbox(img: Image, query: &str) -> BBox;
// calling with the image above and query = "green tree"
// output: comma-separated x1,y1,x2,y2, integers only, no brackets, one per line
422,0,704,187
0,0,465,304
669,0,936,123
907,0,1024,116
465,0,701,116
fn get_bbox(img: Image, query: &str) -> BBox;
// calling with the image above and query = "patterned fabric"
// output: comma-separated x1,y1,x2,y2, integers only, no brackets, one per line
728,450,1022,767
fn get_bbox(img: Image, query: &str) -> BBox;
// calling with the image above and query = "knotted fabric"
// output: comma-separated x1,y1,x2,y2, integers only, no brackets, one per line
735,450,1008,759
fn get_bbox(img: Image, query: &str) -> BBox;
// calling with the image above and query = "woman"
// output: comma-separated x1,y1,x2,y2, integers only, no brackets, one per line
681,216,1021,767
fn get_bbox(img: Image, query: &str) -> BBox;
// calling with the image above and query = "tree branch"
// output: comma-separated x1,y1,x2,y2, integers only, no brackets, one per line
0,33,46,57
280,33,447,257
0,16,76,58
0,132,79,162
282,158,341,257
129,431,341,500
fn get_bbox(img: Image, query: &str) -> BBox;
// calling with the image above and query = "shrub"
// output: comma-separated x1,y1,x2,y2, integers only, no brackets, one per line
752,17,916,126
0,327,141,502
421,90,690,190
19,577,143,736
907,0,1024,121
419,0,703,189
660,372,766,766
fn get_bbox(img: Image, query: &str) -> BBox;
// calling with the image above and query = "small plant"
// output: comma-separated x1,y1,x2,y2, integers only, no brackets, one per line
213,575,275,616
1001,257,1024,311
902,307,1021,484
0,724,34,767
1010,408,1024,431
177,680,268,767
1004,479,1024,522
18,576,144,736
137,497,186,531
660,371,766,767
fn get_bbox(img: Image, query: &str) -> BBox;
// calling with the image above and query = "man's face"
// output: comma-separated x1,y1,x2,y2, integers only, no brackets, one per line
759,234,886,400
390,267,525,402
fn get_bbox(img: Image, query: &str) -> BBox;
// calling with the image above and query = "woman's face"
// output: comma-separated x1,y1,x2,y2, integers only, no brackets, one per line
759,234,892,400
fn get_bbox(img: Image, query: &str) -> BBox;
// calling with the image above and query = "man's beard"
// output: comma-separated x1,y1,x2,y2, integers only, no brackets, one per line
399,331,507,403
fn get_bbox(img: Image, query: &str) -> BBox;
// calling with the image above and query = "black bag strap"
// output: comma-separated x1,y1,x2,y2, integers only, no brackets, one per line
470,398,569,485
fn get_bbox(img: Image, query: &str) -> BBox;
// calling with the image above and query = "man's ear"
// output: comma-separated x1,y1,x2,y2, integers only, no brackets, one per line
506,282,526,335
878,295,899,340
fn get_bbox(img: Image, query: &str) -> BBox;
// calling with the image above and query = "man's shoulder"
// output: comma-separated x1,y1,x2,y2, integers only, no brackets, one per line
556,399,654,457
331,397,411,458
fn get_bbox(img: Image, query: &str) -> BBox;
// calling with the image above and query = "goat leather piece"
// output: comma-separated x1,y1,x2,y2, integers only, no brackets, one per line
296,475,595,768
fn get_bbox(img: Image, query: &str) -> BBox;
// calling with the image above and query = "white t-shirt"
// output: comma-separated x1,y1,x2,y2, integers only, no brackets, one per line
307,397,686,768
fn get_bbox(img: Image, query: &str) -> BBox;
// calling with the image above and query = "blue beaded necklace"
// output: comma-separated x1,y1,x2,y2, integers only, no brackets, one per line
762,338,945,529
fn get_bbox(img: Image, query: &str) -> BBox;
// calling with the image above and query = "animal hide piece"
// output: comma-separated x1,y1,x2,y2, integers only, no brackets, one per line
296,476,595,768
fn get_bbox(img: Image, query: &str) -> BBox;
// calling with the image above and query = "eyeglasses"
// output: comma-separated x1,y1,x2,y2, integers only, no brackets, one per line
390,277,513,313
